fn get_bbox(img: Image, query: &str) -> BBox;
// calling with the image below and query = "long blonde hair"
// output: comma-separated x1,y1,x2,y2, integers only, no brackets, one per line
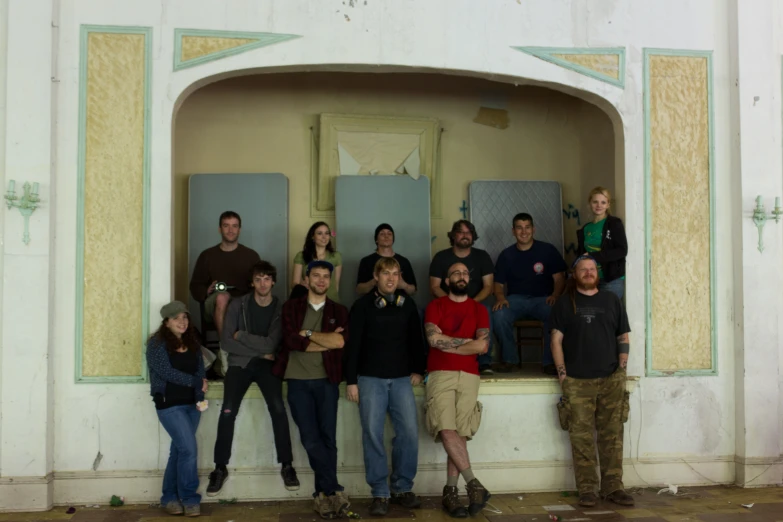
587,186,612,216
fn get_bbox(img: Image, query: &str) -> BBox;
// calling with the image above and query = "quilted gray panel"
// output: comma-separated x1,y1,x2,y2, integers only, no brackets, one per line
469,181,563,264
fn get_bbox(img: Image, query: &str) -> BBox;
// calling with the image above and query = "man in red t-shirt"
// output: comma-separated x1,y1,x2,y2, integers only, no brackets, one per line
424,262,492,518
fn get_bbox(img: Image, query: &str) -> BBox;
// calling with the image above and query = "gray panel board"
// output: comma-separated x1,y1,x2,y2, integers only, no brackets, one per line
335,176,431,310
469,180,564,264
188,173,289,327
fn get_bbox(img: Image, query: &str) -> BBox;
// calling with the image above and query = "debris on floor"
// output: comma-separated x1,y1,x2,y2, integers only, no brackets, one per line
657,484,679,495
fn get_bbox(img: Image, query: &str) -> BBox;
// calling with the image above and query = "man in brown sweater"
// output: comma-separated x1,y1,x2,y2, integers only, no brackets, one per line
189,211,261,340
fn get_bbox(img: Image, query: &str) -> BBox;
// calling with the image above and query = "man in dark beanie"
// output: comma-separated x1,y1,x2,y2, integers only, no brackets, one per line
356,223,418,296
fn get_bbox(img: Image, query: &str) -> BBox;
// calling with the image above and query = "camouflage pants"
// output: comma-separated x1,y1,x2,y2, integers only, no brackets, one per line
562,368,628,496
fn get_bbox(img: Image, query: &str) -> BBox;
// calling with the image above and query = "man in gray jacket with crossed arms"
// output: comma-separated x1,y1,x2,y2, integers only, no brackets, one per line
206,261,300,496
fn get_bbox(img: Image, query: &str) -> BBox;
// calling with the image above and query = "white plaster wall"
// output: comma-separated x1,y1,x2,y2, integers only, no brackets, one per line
0,0,7,479
30,0,750,504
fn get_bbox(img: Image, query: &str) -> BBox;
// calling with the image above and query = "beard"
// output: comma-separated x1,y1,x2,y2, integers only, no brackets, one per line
448,280,469,296
575,276,598,291
309,283,328,296
456,237,473,248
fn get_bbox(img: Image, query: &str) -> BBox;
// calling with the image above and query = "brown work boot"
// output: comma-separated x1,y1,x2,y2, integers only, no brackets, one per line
605,489,635,506
314,493,337,519
578,492,598,507
442,485,469,518
330,491,351,516
465,478,491,516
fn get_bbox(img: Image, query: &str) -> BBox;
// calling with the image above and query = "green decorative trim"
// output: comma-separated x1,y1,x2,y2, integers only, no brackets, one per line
643,48,717,377
75,25,152,384
173,28,301,71
510,46,626,88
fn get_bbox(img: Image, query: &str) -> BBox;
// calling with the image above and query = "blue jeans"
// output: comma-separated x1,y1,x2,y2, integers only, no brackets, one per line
492,295,553,366
156,405,201,508
357,376,419,498
477,301,494,368
287,379,343,497
599,278,625,300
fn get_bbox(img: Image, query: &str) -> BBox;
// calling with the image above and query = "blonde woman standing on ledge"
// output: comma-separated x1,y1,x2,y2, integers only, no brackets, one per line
576,187,628,300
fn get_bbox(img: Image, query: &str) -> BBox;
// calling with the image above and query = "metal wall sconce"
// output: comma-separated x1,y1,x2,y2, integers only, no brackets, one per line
751,195,783,253
5,180,40,245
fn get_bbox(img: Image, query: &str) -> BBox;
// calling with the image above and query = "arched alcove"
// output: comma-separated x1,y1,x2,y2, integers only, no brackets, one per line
172,70,623,303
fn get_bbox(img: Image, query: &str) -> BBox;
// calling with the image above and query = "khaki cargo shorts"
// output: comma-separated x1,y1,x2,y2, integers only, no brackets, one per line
424,371,483,442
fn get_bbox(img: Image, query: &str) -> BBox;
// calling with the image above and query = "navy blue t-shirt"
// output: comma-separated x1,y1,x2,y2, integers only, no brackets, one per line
494,240,567,297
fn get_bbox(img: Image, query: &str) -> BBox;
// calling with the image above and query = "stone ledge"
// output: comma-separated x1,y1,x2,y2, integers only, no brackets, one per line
205,375,640,399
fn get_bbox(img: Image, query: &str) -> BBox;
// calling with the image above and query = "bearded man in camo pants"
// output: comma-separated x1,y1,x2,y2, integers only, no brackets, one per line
550,255,634,508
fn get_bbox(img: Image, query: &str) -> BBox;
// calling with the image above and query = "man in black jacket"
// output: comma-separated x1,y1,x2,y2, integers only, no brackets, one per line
345,257,427,516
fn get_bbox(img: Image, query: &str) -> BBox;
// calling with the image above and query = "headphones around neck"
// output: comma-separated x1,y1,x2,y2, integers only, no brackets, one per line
374,291,405,309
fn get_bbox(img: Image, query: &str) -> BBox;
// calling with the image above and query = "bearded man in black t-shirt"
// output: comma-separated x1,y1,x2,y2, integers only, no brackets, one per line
550,255,634,509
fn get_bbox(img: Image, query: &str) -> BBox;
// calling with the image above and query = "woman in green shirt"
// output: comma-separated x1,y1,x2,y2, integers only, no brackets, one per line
576,186,628,300
292,221,343,302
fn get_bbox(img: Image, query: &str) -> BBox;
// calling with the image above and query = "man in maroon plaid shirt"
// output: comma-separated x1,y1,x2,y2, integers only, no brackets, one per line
274,260,350,519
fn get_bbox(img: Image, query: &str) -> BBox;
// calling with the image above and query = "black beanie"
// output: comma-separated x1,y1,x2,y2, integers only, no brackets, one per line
374,223,395,243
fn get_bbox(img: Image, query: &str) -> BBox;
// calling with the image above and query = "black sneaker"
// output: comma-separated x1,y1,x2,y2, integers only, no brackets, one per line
391,491,422,509
369,497,389,516
206,467,228,497
479,365,494,375
281,464,300,491
542,364,558,376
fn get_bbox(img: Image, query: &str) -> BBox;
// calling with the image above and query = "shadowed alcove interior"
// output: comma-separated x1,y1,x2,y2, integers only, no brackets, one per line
172,72,617,303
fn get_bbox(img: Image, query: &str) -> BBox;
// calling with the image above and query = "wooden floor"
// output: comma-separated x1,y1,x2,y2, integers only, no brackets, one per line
3,486,783,522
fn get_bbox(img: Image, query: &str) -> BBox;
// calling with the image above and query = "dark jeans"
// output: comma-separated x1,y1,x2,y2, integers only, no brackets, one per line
214,358,293,466
493,295,554,365
157,405,201,507
287,378,343,497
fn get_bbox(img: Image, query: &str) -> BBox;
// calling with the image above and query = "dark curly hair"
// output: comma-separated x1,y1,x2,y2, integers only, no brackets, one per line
302,221,335,263
447,220,479,247
150,315,201,355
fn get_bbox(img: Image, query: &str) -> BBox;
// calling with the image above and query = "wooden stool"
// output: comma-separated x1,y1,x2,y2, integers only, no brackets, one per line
514,319,545,362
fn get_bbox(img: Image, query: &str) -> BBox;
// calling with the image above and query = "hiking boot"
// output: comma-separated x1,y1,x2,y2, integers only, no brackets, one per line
442,485,468,518
369,497,389,516
314,493,337,519
605,489,635,506
281,464,300,491
578,492,598,507
206,467,228,497
330,491,351,516
162,501,183,515
183,503,201,517
465,478,491,516
391,491,422,509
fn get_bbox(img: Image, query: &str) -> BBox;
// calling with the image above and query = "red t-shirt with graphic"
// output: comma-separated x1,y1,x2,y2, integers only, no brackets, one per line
424,296,490,375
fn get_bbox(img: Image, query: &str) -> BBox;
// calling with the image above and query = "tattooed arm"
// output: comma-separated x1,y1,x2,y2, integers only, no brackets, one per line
617,332,629,369
424,323,488,355
551,329,567,384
